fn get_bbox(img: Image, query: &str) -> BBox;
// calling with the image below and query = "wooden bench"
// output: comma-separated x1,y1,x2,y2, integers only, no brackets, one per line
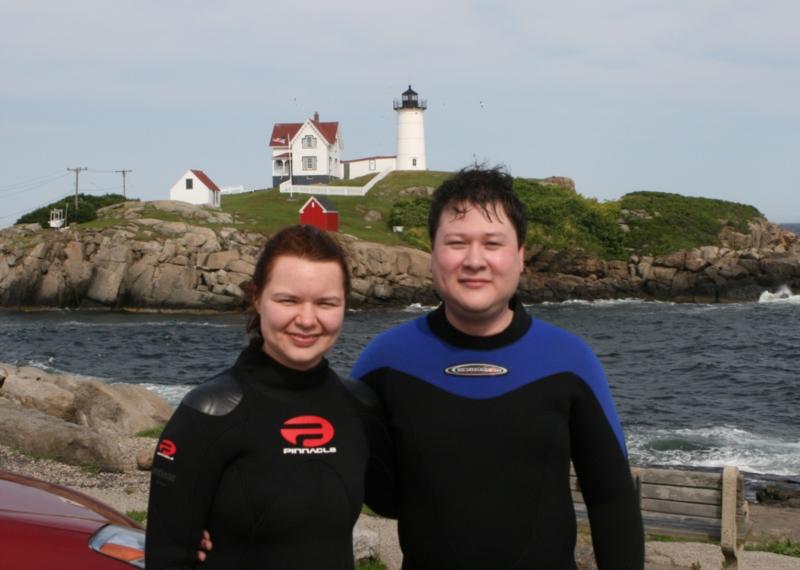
572,465,752,568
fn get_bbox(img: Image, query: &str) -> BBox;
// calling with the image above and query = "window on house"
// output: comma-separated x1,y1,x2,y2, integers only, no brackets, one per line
302,135,317,149
302,156,317,170
412,158,417,167
185,178,193,189
369,159,376,171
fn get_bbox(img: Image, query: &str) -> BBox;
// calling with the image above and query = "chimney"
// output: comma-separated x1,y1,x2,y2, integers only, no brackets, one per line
313,111,319,122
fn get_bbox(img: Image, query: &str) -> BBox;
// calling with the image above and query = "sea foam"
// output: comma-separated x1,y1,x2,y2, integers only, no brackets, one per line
627,425,800,477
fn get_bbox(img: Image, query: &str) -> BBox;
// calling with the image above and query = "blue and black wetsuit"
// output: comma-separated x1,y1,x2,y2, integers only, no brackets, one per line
352,299,644,570
146,344,393,570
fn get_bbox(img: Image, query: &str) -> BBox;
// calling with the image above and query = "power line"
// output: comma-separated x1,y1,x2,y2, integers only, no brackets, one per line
0,172,71,194
0,170,67,191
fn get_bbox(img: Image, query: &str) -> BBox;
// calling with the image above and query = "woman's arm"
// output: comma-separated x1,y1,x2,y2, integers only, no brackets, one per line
343,377,398,518
145,373,245,569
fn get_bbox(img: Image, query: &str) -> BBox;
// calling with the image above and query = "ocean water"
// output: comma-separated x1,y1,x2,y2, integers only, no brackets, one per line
1,293,798,492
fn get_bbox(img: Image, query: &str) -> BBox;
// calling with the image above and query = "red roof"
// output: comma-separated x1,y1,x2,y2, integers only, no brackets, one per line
268,117,339,147
269,123,302,147
311,119,339,145
190,170,220,192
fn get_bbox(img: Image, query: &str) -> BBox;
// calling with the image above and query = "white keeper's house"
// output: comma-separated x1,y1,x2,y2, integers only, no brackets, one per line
269,86,428,193
169,169,221,207
270,112,342,188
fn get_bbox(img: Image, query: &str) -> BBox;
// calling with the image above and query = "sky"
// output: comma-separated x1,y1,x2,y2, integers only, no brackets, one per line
1,0,798,228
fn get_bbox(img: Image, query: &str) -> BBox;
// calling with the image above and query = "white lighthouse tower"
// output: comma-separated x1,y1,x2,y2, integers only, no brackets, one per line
394,85,427,170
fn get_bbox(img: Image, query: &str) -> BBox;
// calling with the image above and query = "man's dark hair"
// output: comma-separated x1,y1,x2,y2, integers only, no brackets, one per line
427,165,527,247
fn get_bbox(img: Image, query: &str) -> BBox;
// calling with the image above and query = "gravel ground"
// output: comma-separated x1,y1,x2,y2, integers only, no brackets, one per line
2,443,798,569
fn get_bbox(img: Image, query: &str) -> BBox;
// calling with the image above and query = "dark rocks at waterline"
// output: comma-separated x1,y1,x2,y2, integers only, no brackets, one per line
756,484,800,508
1,201,799,309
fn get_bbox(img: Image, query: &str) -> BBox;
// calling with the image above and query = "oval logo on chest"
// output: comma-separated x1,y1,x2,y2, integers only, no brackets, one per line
444,363,509,377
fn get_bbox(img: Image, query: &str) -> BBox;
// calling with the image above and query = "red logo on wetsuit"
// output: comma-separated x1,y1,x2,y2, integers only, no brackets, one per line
280,415,337,455
157,439,177,461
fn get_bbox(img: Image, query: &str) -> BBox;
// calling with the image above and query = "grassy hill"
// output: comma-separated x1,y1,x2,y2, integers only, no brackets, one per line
57,172,765,261
220,171,454,246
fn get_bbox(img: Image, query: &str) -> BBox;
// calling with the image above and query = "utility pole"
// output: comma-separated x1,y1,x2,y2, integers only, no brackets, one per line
67,167,87,209
114,169,132,198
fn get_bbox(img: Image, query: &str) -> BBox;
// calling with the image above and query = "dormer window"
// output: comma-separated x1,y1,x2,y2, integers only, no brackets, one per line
302,135,317,149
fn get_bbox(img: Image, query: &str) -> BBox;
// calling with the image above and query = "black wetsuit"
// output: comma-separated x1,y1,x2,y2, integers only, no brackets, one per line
146,344,392,570
352,300,644,570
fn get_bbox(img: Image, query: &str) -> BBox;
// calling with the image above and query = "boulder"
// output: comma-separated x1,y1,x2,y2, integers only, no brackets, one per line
756,484,800,507
205,250,240,271
86,264,126,305
0,367,76,419
351,524,379,561
137,444,156,471
363,210,382,223
227,259,255,275
0,364,172,436
0,398,126,472
63,240,92,290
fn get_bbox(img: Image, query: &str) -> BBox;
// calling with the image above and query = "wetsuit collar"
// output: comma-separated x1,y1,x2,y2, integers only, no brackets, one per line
427,295,532,350
235,343,331,391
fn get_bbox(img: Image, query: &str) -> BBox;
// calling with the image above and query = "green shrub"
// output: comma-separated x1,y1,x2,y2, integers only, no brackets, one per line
388,197,430,228
619,191,762,256
17,193,130,226
515,179,625,259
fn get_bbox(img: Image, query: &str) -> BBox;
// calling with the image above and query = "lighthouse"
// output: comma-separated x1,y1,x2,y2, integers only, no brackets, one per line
394,85,427,171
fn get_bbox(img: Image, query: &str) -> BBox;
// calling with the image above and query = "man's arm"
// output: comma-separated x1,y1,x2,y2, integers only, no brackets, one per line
569,350,644,569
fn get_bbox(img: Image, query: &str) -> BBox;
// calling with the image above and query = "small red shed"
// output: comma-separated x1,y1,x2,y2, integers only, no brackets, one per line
299,195,339,232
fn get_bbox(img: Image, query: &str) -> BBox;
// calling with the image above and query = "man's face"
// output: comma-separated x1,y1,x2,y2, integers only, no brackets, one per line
430,201,524,328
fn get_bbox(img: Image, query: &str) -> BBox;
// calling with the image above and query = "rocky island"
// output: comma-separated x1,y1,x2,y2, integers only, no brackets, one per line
1,204,798,311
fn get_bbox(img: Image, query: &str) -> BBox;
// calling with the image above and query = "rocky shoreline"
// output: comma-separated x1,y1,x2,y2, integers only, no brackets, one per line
1,201,799,311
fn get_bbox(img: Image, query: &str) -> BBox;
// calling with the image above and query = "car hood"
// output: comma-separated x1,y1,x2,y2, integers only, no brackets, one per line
0,470,141,531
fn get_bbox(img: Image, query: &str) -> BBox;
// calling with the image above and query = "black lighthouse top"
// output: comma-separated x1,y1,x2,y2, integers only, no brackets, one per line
393,85,427,110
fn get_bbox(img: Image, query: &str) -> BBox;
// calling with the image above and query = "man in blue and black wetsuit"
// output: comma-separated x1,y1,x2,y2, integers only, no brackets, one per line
352,166,644,569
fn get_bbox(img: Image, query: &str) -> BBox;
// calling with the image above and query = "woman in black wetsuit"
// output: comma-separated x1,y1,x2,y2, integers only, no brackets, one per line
145,225,392,569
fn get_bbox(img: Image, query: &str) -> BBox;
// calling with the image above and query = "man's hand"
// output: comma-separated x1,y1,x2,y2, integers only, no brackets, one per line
196,529,213,562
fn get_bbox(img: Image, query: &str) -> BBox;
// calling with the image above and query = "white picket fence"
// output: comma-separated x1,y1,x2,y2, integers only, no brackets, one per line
219,185,246,195
278,169,392,197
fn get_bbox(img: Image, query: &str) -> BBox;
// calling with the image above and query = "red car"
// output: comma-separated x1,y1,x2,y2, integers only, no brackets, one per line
0,470,146,569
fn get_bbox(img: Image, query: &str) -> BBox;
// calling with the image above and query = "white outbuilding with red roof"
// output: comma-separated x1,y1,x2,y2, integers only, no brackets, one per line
169,169,221,207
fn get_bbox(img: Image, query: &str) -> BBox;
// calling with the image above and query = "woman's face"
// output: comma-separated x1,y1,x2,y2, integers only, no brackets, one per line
254,255,346,370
